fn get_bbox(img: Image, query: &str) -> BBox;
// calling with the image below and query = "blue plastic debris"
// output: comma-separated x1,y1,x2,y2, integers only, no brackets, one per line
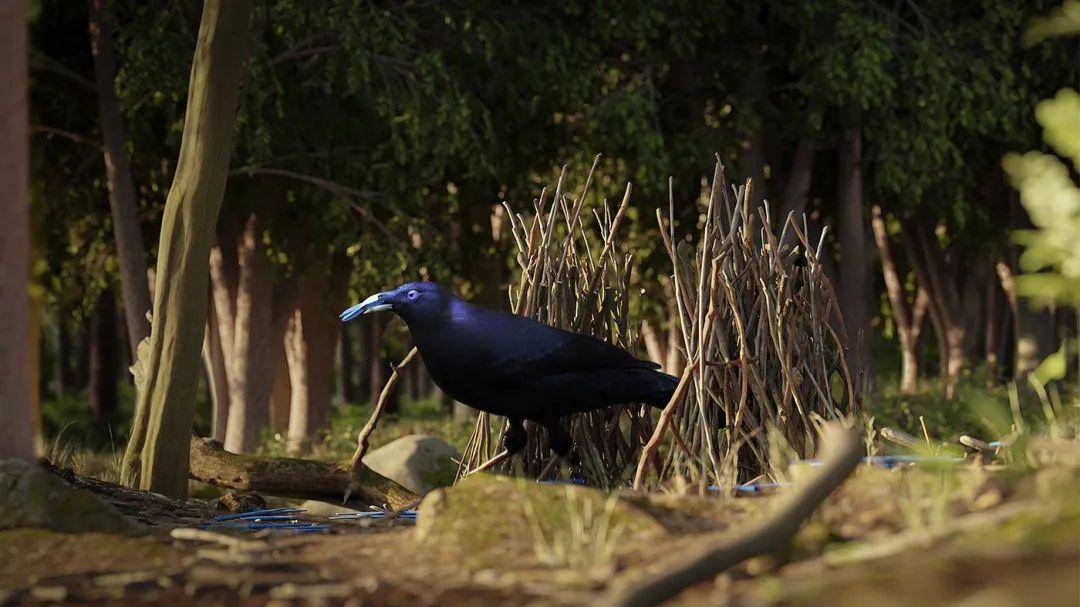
327,509,418,522
212,507,306,522
203,507,327,533
539,477,588,485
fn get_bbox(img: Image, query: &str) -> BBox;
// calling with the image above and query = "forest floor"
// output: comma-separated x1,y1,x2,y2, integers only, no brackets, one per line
1,444,1078,607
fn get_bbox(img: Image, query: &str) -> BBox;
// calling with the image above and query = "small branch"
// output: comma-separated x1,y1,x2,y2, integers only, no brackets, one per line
31,125,104,152
465,450,511,476
349,346,419,469
604,424,862,607
30,49,98,94
632,362,696,491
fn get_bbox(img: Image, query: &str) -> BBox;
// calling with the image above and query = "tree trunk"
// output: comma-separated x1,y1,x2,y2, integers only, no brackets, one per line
88,0,151,355
781,138,815,217
336,321,356,404
984,271,1006,387
222,213,295,453
870,205,919,394
121,0,253,497
89,289,119,423
0,0,36,460
286,254,345,454
368,318,386,407
202,293,230,442
269,337,291,433
837,125,872,386
55,319,71,397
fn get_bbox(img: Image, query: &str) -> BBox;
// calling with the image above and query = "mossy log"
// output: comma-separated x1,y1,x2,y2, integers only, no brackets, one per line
188,436,419,511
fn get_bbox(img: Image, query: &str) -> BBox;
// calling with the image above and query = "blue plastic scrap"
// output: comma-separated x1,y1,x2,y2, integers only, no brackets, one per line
202,507,328,533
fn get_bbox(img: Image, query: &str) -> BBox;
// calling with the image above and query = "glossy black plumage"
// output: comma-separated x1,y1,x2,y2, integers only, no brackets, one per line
340,281,680,455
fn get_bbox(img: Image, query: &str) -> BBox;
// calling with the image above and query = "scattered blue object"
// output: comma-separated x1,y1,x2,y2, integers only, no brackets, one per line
203,507,327,533
327,509,418,522
539,477,588,485
212,507,306,522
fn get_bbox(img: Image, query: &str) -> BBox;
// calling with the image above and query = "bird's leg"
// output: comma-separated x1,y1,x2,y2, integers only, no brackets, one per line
503,417,527,455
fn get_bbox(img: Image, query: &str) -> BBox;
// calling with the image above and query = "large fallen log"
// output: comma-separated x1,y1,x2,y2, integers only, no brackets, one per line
188,436,419,510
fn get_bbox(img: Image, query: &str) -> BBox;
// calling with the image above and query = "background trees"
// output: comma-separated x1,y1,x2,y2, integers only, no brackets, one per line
18,0,1077,470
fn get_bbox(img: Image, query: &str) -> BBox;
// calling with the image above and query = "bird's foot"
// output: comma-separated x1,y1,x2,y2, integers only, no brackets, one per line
503,419,527,455
548,429,572,458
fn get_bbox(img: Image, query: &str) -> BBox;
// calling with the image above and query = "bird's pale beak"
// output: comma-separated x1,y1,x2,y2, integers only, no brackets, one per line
339,292,392,322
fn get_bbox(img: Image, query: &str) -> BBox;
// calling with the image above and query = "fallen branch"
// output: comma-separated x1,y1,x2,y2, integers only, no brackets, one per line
188,436,419,511
602,423,862,607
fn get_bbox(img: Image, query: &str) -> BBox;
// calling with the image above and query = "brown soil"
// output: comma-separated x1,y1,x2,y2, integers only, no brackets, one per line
0,465,1076,606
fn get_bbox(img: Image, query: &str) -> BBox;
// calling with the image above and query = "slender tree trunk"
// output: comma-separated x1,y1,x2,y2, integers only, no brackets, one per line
837,125,872,386
870,205,920,393
89,0,151,355
89,289,119,423
782,138,815,216
336,321,355,404
984,270,1007,387
269,337,291,434
56,319,71,397
121,0,253,496
641,320,667,370
0,0,36,460
368,319,383,407
202,293,230,442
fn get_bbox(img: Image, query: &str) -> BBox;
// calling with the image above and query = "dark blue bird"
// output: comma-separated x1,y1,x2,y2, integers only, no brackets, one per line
340,281,679,456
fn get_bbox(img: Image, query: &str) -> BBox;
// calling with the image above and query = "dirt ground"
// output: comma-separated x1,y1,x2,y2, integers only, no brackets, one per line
1,464,1077,606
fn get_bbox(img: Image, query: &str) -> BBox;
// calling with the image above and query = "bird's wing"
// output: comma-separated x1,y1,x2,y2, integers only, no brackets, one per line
469,308,659,380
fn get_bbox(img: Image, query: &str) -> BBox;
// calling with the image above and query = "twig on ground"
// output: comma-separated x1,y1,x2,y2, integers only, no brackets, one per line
601,423,862,607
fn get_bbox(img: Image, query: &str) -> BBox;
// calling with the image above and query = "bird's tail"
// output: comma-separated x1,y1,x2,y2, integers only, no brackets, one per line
642,369,680,408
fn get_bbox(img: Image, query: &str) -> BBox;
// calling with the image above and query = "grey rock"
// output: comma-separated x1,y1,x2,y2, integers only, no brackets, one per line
363,435,459,495
0,458,138,533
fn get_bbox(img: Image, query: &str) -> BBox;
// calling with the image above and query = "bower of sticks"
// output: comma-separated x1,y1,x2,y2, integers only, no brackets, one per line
458,158,856,488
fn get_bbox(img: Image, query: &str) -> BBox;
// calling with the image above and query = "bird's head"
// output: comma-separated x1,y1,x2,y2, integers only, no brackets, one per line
339,281,452,325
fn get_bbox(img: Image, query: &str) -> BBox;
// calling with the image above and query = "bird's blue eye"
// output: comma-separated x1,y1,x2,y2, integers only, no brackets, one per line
407,289,419,300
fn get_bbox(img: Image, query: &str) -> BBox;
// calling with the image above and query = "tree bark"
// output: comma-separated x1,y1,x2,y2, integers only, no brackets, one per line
336,321,356,404
202,293,230,442
121,0,253,497
89,289,120,423
984,272,1004,387
870,205,919,393
285,254,346,454
904,224,968,399
781,137,812,222
89,0,151,355
368,318,388,408
837,125,872,386
0,0,36,461
188,435,418,510
269,337,291,433
222,213,295,453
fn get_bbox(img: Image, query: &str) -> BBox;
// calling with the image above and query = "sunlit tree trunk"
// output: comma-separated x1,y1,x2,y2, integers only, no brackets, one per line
202,294,230,442
0,0,36,461
837,124,872,388
121,0,253,496
871,205,920,394
88,0,151,355
269,340,291,433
